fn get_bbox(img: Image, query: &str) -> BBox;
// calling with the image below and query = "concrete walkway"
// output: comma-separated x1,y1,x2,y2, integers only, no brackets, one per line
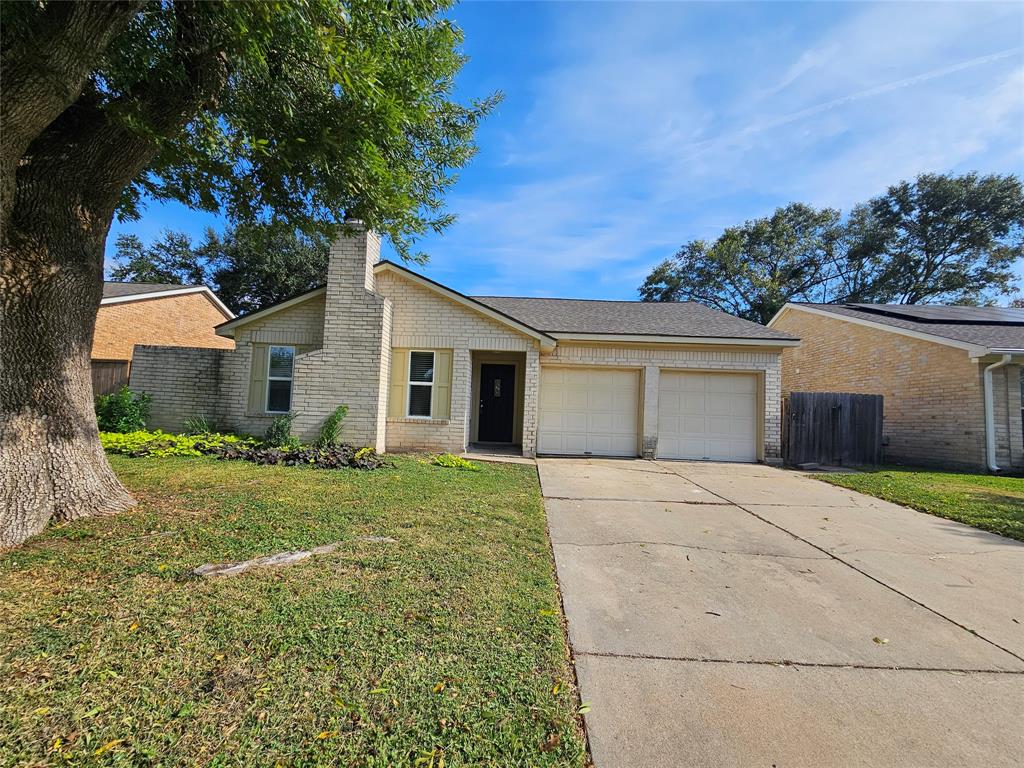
539,458,1024,768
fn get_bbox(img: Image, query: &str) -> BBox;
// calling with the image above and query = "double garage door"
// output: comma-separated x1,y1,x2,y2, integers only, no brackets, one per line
538,367,757,461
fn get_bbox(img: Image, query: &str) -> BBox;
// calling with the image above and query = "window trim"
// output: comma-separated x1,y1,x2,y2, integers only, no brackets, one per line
266,345,295,414
406,350,435,419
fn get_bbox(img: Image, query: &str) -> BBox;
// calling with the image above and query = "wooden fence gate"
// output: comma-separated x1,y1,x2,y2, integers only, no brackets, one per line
91,360,131,396
782,391,883,467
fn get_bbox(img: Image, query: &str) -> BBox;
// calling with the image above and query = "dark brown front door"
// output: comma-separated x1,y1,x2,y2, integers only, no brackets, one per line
478,364,516,443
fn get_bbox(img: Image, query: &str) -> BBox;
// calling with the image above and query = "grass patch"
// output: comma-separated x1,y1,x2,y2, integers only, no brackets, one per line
816,467,1024,541
0,456,585,766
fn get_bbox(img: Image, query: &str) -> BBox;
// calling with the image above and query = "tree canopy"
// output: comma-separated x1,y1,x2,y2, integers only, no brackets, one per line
1,0,497,548
640,173,1023,325
111,223,330,315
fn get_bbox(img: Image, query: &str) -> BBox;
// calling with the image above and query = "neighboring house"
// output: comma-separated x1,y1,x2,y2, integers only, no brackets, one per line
92,282,234,395
130,227,799,461
768,303,1024,472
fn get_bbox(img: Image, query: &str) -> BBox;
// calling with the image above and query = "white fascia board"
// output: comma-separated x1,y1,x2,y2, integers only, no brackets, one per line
215,287,326,338
769,303,990,356
550,332,800,347
102,286,234,320
374,262,557,350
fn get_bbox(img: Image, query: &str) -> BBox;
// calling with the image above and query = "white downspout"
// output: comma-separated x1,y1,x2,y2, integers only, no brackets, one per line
983,354,1013,473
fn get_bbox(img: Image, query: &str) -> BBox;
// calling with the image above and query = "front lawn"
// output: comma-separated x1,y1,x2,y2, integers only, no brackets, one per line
816,467,1024,541
0,456,585,767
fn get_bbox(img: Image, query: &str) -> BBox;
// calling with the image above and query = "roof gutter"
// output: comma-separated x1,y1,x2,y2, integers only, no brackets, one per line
983,354,1013,473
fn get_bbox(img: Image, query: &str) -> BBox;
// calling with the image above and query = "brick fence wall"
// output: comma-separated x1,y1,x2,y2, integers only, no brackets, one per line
129,345,224,433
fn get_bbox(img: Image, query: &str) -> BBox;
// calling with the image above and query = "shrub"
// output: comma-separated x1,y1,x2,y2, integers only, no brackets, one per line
100,430,389,470
264,413,298,448
317,405,349,447
95,386,152,433
182,414,216,435
430,453,480,471
100,430,255,457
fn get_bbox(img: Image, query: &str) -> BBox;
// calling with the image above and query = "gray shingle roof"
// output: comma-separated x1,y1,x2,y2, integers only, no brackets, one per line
796,303,1024,351
472,296,797,341
102,281,196,299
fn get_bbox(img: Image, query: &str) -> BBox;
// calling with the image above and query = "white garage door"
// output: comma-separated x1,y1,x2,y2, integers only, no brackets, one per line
657,371,757,462
538,367,639,456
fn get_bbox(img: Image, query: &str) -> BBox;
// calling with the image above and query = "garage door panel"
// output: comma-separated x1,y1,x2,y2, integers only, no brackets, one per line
658,371,757,462
539,367,639,457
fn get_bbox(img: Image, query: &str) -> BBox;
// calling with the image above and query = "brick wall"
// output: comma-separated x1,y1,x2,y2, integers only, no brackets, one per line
991,364,1023,470
93,292,233,361
543,343,784,461
771,308,995,470
289,230,389,448
217,291,327,438
129,345,223,433
375,269,540,454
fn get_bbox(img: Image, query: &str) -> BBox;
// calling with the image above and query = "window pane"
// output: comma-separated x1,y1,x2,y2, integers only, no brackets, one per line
267,380,292,412
408,384,432,417
409,351,434,383
269,346,294,379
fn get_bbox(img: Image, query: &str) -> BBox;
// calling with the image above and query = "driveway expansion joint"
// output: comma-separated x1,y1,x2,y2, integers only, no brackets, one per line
544,495,730,505
552,539,828,559
574,649,1024,675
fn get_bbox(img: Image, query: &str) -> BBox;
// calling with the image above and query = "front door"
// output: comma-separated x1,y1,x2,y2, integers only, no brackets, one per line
478,364,516,443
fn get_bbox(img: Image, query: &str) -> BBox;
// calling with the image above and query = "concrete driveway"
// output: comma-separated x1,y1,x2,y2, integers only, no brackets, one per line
539,458,1024,767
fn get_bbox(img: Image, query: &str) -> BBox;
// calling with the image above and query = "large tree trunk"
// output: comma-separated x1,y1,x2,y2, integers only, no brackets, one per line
1,203,135,549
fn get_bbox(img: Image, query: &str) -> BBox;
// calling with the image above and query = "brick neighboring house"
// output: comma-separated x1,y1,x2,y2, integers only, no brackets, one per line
768,303,1024,472
92,282,234,395
130,226,799,461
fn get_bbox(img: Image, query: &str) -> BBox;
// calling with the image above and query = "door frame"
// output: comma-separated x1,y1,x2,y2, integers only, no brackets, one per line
470,355,524,445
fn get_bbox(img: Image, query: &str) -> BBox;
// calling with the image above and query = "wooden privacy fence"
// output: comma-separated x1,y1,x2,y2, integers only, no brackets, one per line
783,391,883,467
91,360,131,396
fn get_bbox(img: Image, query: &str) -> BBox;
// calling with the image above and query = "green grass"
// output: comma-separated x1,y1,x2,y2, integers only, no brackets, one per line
0,456,585,767
816,467,1024,541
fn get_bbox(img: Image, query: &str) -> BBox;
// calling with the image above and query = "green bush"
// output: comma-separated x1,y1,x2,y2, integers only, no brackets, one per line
264,413,299,448
100,430,255,457
317,405,349,447
95,386,152,433
430,453,480,471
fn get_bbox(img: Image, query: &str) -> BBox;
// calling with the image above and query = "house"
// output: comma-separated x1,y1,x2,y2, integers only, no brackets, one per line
129,227,799,460
92,282,234,395
768,303,1024,472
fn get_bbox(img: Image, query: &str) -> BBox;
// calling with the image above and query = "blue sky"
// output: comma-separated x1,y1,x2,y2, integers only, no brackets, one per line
108,0,1024,299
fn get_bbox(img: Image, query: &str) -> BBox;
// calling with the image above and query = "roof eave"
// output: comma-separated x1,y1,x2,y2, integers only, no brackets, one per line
769,303,1000,355
549,332,800,347
101,285,233,319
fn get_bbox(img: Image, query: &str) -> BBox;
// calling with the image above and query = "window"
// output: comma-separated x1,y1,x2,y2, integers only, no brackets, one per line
407,350,434,417
267,346,295,413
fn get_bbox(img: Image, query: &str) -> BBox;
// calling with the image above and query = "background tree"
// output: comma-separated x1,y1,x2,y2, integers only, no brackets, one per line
846,172,1023,305
1,1,497,548
111,223,330,315
640,203,865,325
640,173,1023,323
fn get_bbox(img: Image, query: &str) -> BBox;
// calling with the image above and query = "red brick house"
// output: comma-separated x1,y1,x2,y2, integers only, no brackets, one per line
92,282,234,395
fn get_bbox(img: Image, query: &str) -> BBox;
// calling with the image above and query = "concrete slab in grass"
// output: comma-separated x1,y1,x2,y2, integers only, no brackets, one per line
545,498,823,559
575,654,1024,768
537,459,721,503
552,541,1023,671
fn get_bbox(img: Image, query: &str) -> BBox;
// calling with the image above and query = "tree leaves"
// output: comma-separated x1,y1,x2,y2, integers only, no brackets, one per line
640,173,1024,323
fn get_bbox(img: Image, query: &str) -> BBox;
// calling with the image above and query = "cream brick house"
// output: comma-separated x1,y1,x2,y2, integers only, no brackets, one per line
130,227,798,461
769,303,1024,472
